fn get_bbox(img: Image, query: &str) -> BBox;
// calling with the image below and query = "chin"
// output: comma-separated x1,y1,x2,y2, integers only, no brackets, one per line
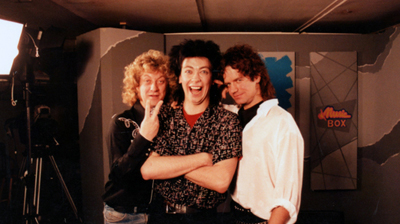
147,100,158,107
234,99,243,105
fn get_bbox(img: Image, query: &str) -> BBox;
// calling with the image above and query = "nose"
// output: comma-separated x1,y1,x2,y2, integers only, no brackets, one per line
192,71,201,81
150,82,159,91
229,82,238,94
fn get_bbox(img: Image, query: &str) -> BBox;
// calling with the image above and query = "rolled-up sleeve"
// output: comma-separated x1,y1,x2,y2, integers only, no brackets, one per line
270,125,304,223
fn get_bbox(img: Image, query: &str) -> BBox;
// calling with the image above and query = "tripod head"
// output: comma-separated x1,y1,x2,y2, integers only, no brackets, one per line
31,105,59,157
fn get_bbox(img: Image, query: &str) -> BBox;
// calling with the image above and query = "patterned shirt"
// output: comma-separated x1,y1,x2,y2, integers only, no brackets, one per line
153,104,242,209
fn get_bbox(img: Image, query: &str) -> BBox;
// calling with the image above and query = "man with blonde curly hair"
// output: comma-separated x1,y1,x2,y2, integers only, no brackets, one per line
102,49,176,224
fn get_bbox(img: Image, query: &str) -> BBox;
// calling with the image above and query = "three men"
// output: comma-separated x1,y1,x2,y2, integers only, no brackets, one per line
222,44,304,224
107,41,303,224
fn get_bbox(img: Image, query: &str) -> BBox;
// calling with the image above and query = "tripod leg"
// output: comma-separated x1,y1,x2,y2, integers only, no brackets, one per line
33,157,43,216
22,170,29,223
8,177,13,206
48,155,81,222
19,156,27,180
22,167,39,224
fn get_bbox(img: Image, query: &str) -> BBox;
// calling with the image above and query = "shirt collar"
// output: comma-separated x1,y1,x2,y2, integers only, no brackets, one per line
132,100,145,120
257,98,279,116
177,102,214,119
242,98,279,132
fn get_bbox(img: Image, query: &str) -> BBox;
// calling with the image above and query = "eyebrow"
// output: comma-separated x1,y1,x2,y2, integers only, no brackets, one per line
182,65,211,70
224,79,234,84
224,75,241,84
141,74,166,79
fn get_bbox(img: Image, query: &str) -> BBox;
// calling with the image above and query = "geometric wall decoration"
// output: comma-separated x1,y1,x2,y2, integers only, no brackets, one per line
310,52,358,190
259,52,296,117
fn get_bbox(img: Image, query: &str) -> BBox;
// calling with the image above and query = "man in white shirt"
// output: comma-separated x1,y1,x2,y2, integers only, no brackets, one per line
221,44,304,224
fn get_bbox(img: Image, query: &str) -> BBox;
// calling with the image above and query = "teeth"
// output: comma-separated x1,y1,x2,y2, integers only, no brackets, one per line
191,87,201,90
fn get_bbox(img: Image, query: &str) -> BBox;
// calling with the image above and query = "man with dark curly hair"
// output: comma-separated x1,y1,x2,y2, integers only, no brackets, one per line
221,44,304,224
102,49,176,224
141,39,242,224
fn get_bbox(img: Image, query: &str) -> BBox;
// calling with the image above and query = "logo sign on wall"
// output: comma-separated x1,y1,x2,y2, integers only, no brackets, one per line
316,100,356,132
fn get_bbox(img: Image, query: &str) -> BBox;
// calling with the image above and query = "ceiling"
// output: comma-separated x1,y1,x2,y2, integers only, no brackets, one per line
1,0,400,40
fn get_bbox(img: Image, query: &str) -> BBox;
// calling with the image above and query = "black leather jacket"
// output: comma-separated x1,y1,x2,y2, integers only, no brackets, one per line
102,101,153,213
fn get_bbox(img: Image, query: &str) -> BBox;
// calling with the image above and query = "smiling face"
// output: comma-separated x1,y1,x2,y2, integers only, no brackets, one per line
179,57,212,114
137,71,167,108
224,66,263,110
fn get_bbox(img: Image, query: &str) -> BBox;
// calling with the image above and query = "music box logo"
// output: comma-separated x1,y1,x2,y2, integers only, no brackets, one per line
316,101,355,132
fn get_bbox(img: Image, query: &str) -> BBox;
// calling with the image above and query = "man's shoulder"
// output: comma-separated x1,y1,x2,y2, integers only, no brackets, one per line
266,105,301,132
158,104,174,119
209,105,242,131
112,109,135,121
212,104,239,119
268,105,293,119
110,108,140,129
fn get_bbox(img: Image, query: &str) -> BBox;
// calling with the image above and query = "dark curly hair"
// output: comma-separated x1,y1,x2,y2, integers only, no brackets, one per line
221,44,275,100
168,39,222,105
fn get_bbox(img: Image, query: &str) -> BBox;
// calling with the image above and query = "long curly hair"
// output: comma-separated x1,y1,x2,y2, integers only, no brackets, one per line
221,44,275,100
122,49,177,106
168,39,222,105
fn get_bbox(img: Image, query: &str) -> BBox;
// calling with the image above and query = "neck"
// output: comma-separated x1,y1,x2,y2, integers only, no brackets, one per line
139,100,145,108
183,100,209,115
243,95,263,110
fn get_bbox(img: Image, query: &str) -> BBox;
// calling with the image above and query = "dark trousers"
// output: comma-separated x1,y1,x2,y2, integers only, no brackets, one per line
148,199,229,224
149,211,226,224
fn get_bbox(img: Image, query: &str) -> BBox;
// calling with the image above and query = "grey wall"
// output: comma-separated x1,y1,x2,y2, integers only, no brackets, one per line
165,31,393,66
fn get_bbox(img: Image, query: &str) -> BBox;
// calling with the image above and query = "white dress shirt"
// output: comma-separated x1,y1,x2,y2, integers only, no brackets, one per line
232,99,304,224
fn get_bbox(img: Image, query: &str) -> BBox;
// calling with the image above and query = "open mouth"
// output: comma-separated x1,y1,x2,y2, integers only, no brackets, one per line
190,86,202,93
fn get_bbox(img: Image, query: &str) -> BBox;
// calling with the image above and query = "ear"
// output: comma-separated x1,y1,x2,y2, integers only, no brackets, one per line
178,75,182,84
136,87,142,102
254,75,261,83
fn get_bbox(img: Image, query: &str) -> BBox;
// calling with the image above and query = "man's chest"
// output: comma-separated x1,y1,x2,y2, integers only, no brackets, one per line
166,118,220,155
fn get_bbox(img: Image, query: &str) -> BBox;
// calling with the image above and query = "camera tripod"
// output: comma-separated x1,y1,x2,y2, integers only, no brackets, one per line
18,81,82,224
20,143,82,224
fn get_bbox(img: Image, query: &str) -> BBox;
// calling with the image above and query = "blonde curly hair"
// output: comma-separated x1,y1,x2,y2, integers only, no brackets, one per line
122,50,176,107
